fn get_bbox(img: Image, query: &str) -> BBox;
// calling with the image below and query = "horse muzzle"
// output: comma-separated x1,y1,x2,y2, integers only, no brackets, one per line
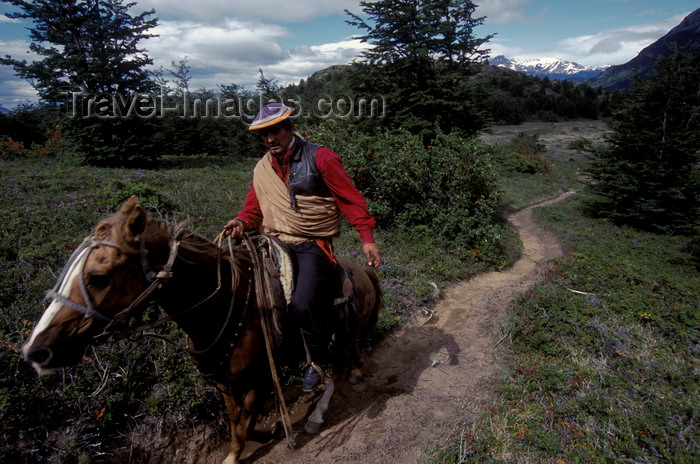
22,345,57,375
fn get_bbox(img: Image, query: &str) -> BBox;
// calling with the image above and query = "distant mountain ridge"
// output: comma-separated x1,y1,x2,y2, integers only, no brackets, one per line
489,55,607,82
589,8,700,91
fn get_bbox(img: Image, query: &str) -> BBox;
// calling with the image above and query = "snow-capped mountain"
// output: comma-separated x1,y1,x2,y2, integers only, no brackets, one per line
489,55,608,82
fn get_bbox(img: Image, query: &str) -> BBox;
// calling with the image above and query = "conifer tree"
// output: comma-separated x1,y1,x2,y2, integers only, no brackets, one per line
2,0,157,104
1,0,159,166
345,0,493,140
587,49,700,234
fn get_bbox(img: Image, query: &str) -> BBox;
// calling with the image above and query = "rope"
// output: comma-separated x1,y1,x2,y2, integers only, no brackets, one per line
46,236,123,323
100,231,184,337
244,234,296,450
104,229,247,358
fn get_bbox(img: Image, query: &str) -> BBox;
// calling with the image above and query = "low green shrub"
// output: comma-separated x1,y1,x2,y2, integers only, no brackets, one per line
0,126,73,160
489,132,552,174
305,120,507,256
567,135,594,152
96,179,176,214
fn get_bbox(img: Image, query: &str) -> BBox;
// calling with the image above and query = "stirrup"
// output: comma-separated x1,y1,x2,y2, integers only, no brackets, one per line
302,362,326,393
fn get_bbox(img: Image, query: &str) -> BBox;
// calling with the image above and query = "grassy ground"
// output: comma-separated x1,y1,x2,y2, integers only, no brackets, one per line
431,123,699,463
0,148,514,463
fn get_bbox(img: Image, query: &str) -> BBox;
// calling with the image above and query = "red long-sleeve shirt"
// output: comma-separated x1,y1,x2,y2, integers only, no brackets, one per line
235,139,376,243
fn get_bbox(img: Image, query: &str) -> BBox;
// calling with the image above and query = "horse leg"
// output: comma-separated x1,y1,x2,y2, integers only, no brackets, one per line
347,338,365,385
346,266,380,386
221,387,258,464
304,378,335,434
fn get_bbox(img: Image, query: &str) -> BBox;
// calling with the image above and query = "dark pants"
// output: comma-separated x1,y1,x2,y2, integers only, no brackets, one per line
288,241,336,363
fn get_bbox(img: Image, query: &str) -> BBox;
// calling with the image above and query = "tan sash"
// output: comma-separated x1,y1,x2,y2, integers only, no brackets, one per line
253,153,341,244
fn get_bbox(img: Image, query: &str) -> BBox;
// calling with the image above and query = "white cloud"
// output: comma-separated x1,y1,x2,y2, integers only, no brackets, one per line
0,66,38,107
558,13,687,66
136,0,362,22
0,40,46,106
0,12,367,106
0,39,42,61
485,10,689,67
266,39,369,86
148,19,289,68
145,20,367,91
476,0,533,24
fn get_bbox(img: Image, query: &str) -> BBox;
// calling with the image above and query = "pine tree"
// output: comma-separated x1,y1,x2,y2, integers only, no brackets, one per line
2,0,157,104
345,0,493,140
169,57,192,96
1,0,159,166
587,49,700,234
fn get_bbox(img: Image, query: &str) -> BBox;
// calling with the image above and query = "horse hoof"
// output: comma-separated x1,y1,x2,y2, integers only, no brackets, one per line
221,454,239,464
347,368,363,385
305,420,323,434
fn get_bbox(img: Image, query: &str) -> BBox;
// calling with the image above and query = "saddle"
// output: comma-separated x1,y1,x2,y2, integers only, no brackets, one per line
252,235,356,348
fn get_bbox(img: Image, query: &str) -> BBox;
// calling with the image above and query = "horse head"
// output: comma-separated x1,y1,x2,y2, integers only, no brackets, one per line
22,196,154,375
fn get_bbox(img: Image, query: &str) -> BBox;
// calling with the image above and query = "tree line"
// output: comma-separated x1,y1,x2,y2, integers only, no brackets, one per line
1,0,698,235
2,0,612,166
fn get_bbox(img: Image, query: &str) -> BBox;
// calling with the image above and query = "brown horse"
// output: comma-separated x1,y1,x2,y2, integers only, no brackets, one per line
21,196,382,464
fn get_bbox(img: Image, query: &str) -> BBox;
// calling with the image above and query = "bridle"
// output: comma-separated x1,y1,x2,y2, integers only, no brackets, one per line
45,235,137,324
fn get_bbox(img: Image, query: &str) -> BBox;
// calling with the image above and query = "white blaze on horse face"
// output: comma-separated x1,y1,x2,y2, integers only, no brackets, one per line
22,246,91,360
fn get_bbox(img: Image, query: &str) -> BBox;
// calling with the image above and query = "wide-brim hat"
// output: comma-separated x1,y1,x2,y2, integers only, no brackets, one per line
249,102,293,130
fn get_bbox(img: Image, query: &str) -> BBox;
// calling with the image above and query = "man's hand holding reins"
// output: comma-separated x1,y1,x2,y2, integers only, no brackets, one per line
224,218,245,238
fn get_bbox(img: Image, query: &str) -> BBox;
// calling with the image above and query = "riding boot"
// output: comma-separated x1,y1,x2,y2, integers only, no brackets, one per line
302,338,330,393
302,363,325,393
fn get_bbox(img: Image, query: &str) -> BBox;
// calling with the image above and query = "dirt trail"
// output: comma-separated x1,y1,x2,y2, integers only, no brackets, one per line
205,190,576,464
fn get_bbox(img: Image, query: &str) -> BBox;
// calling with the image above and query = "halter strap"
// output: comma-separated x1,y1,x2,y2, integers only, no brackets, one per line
101,230,183,334
44,236,122,323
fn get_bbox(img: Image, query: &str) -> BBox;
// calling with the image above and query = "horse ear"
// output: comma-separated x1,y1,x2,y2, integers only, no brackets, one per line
120,196,147,243
119,195,141,213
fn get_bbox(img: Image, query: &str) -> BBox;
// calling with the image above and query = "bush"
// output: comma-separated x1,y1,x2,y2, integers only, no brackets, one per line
567,136,594,152
305,120,506,255
96,179,176,215
0,137,26,159
0,126,72,160
489,132,552,174
62,118,162,167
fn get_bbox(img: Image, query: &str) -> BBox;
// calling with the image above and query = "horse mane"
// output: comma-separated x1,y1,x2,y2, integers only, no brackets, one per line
152,219,252,274
95,204,252,276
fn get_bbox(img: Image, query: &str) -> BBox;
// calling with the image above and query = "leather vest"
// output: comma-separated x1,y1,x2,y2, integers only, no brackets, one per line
286,139,333,201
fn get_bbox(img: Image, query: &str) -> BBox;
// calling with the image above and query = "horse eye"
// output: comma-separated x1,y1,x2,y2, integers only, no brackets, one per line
87,273,110,289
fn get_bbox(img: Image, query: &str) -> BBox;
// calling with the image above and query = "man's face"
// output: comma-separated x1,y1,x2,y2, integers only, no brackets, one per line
260,123,294,157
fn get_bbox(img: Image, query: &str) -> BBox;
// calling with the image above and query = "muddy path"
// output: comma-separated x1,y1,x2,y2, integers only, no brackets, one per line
198,189,576,464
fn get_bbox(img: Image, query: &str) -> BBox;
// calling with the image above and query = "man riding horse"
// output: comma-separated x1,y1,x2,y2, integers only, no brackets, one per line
224,102,382,392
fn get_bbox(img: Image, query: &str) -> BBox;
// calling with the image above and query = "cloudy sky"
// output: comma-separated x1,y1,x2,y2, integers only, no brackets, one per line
0,0,697,108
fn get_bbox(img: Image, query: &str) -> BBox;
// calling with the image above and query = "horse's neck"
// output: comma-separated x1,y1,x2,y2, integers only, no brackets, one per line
143,219,175,265
147,224,248,348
